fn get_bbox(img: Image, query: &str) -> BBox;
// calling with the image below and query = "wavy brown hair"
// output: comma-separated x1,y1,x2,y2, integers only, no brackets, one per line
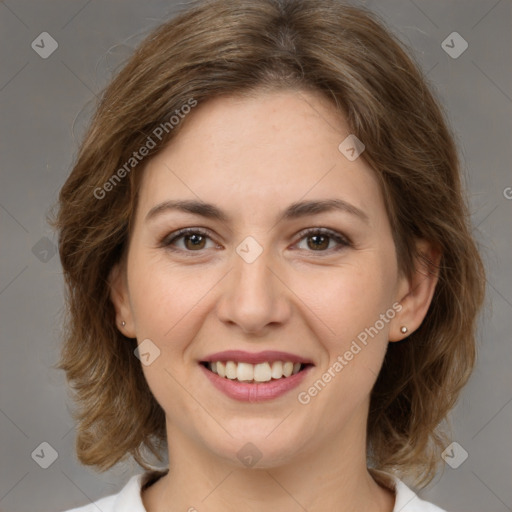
49,0,485,488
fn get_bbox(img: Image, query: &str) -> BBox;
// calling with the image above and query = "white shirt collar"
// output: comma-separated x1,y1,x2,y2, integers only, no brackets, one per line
106,468,446,512
369,468,447,511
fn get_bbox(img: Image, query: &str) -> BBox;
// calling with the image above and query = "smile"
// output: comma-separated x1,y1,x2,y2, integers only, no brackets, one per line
202,360,309,383
199,350,314,402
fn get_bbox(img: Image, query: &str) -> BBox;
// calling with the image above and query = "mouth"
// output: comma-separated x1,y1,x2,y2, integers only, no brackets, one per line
198,350,315,402
200,360,313,383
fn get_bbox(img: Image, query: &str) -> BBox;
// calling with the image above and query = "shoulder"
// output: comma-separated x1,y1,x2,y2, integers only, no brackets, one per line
60,470,168,512
60,492,118,512
369,468,449,512
393,479,448,511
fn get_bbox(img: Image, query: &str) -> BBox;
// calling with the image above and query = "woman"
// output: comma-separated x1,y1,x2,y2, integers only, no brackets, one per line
53,0,485,510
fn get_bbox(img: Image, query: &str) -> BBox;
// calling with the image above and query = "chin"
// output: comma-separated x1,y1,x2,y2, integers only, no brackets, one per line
201,424,310,469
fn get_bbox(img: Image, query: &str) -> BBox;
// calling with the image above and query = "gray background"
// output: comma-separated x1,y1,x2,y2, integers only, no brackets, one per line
0,1,511,511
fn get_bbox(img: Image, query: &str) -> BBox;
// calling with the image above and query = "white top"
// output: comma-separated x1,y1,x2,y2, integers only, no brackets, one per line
61,468,447,512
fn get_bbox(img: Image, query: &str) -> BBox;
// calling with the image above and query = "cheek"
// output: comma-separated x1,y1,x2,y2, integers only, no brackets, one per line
294,268,395,423
126,254,226,396
300,255,397,394
298,257,396,343
128,248,206,337
126,258,209,413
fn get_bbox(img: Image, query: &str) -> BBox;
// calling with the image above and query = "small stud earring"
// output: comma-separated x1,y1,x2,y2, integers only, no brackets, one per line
400,326,408,334
121,321,126,327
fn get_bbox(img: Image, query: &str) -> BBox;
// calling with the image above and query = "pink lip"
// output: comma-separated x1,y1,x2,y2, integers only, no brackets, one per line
200,350,313,365
199,363,313,403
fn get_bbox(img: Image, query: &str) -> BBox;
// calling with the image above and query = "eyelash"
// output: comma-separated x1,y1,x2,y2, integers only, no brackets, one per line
159,227,352,257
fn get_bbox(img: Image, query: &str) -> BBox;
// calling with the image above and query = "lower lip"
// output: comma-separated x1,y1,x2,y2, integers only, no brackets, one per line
199,364,312,403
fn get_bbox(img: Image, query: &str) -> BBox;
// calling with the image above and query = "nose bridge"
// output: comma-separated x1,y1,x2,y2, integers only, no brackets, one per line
216,235,290,333
232,234,277,306
235,238,273,290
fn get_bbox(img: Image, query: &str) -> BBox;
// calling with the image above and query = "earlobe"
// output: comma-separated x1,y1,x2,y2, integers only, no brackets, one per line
389,240,441,342
108,262,136,337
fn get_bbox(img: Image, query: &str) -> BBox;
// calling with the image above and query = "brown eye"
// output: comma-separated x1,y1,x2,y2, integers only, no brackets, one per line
161,227,350,256
182,233,207,250
295,228,351,253
161,228,216,253
306,233,330,251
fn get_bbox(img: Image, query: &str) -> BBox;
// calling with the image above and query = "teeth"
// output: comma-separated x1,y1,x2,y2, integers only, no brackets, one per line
216,361,226,377
237,362,254,382
207,360,304,382
271,361,283,379
225,361,237,379
253,362,272,382
283,361,294,377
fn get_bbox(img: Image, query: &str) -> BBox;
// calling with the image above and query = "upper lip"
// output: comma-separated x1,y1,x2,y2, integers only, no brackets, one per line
200,350,314,365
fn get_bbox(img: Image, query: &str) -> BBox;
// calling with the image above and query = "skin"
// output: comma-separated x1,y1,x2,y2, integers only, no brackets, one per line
109,88,440,512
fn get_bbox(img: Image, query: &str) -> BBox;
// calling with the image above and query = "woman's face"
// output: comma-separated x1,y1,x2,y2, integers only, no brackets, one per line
111,89,415,467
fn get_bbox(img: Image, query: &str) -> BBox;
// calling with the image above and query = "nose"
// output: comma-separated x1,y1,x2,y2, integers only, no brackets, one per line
215,243,292,335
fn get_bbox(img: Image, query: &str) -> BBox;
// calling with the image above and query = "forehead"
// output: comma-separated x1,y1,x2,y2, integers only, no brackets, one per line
136,89,385,228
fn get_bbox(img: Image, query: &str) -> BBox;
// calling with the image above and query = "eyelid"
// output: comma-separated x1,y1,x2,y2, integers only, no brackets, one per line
160,226,352,255
294,227,352,248
159,227,218,249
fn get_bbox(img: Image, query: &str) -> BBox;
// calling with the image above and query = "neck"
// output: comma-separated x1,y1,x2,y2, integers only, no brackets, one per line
142,409,395,512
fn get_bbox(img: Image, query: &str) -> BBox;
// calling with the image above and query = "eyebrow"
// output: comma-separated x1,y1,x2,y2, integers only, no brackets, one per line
145,198,369,224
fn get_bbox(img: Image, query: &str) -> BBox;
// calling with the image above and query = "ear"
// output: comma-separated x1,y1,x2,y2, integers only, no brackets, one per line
389,239,442,342
108,261,136,338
